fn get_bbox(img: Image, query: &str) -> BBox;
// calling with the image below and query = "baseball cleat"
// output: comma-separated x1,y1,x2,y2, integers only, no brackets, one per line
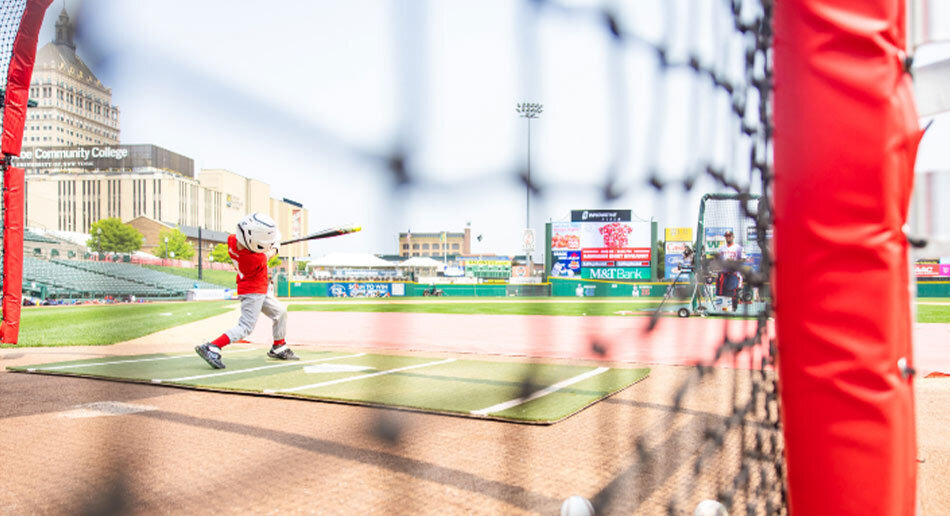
267,345,299,361
195,343,226,369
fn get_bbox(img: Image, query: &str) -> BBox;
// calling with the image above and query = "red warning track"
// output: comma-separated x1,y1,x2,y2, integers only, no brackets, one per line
246,311,950,375
250,312,775,369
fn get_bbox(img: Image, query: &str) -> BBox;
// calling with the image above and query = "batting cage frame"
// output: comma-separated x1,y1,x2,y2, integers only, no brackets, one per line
0,0,51,344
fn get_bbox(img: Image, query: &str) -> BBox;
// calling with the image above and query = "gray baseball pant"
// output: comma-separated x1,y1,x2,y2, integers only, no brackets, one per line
224,293,287,343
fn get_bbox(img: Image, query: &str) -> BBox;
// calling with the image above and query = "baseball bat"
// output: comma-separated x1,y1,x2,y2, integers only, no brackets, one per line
279,224,362,246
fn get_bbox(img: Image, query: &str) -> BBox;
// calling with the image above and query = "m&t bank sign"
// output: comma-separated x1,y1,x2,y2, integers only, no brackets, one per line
581,267,650,280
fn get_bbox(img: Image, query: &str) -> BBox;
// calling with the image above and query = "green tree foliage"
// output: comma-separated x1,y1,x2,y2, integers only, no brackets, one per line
87,218,143,254
210,243,231,264
156,228,195,260
655,239,666,279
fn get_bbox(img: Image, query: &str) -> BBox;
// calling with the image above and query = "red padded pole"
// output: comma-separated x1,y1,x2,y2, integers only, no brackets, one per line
1,167,24,343
773,1,920,515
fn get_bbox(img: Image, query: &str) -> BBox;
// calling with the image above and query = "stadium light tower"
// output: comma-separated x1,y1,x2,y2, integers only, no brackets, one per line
516,102,542,274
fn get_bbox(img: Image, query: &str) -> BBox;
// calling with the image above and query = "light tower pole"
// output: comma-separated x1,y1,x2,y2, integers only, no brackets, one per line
516,102,542,276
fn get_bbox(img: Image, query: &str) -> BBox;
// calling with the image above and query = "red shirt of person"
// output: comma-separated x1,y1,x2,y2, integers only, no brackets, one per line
227,233,270,294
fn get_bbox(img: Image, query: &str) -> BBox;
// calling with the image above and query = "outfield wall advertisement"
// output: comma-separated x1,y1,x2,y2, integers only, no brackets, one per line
328,283,393,297
664,227,693,279
551,210,653,280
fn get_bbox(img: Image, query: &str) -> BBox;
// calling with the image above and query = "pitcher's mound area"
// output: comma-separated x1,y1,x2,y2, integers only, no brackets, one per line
9,347,649,424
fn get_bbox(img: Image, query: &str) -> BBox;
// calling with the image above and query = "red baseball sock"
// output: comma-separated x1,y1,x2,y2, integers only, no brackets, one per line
273,339,285,348
211,334,230,348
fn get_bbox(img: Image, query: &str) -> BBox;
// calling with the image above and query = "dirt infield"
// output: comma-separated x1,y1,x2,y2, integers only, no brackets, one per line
1,309,947,514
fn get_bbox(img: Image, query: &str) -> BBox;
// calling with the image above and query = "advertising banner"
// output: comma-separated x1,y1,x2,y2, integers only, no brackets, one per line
941,264,950,277
551,222,581,250
665,255,690,279
581,247,651,261
550,250,581,277
465,259,511,267
571,210,631,222
665,227,694,242
443,266,465,277
328,283,392,297
665,242,688,254
915,263,940,277
665,241,689,279
580,221,651,249
704,226,733,254
582,267,650,280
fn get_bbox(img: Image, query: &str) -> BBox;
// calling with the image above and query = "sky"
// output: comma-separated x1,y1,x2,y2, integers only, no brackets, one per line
34,0,950,257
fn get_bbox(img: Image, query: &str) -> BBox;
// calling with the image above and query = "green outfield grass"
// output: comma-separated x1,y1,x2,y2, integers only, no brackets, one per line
1,301,236,348
143,264,237,289
289,300,665,316
9,348,649,423
917,297,950,303
916,304,950,323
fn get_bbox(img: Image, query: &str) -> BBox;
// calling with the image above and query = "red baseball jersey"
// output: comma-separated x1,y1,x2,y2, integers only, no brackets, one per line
228,234,269,295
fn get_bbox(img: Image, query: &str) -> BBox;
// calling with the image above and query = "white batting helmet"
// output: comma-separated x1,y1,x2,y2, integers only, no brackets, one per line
236,213,281,253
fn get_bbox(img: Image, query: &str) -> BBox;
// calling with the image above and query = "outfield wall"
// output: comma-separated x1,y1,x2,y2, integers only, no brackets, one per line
918,281,950,297
275,277,670,298
275,277,949,298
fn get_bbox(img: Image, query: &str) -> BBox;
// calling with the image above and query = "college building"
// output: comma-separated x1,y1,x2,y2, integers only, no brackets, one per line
18,9,309,260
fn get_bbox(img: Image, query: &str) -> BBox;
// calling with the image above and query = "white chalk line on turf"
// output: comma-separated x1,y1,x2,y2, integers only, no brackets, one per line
470,367,610,415
26,348,259,372
154,353,366,383
266,358,457,394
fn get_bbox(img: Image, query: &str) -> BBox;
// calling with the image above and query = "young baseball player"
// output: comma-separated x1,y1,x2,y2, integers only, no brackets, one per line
195,213,298,369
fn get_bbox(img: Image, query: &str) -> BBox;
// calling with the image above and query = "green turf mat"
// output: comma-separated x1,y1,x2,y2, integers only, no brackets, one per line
9,349,649,424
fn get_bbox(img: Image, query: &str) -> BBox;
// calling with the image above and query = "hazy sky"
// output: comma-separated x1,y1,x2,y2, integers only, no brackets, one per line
36,1,950,257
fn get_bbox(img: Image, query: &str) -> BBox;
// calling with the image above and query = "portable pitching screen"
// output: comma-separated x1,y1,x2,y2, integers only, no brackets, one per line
0,0,52,343
8,0,921,514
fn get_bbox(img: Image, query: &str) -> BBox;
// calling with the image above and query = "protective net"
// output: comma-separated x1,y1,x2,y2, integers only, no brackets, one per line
0,0,27,106
10,0,786,514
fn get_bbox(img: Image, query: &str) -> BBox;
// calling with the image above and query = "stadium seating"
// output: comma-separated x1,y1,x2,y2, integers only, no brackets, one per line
53,259,222,292
13,258,228,300
24,229,59,244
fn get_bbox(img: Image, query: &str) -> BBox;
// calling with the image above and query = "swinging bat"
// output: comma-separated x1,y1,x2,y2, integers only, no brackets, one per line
280,224,362,245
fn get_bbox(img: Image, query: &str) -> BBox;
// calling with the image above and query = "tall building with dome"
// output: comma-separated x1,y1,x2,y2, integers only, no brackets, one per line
22,7,120,147
18,8,310,262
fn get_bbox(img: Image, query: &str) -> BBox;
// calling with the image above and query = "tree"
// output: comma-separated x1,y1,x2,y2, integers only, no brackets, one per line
655,239,666,280
87,218,143,254
210,243,231,264
156,228,195,260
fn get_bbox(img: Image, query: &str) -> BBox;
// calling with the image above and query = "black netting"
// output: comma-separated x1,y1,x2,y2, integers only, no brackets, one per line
41,1,784,514
0,0,27,122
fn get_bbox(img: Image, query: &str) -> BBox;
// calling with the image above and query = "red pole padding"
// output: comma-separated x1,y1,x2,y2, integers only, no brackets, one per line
773,1,921,515
2,0,53,156
1,167,25,343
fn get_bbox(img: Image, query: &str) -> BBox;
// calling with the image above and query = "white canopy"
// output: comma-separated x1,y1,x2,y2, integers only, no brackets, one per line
307,253,398,268
398,256,445,268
